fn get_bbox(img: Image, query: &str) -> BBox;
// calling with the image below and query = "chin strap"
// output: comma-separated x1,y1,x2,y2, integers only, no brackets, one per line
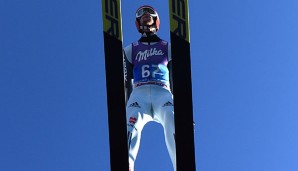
141,32,156,37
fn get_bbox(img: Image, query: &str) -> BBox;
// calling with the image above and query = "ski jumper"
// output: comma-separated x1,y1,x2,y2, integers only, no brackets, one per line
124,38,176,171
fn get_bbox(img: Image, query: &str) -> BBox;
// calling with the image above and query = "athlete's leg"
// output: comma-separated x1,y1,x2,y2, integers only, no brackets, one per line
126,86,153,171
162,109,176,171
152,86,176,171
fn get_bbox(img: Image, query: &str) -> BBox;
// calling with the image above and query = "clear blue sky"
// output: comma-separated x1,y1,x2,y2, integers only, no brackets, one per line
1,0,298,171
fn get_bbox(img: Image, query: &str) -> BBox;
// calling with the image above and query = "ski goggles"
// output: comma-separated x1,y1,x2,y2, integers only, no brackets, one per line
136,7,158,18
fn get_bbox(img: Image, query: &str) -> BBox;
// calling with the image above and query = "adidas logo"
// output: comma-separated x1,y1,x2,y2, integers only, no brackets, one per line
162,101,173,107
128,102,141,108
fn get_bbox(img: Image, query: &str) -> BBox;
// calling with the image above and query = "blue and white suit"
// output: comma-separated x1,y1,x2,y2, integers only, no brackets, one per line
123,37,176,171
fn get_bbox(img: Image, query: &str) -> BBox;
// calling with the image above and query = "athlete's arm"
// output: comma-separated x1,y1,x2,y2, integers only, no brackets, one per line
123,45,133,104
167,43,173,92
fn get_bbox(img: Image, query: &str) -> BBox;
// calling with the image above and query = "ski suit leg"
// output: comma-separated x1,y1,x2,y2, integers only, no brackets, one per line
151,86,176,171
126,86,153,171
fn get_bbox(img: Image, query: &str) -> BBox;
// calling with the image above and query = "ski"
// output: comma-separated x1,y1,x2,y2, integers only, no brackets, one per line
102,0,129,170
169,0,196,170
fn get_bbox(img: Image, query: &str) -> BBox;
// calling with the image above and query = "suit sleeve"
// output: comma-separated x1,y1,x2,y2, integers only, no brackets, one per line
123,45,133,104
167,43,173,92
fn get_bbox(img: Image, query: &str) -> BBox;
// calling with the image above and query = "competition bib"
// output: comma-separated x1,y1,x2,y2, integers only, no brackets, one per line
132,40,169,85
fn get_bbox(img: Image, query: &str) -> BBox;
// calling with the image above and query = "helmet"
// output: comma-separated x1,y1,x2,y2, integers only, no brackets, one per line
135,5,160,33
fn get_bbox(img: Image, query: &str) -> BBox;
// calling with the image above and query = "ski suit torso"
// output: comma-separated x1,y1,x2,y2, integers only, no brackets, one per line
131,40,170,88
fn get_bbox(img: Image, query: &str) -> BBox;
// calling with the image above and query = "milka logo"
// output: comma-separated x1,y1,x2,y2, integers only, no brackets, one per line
135,48,164,62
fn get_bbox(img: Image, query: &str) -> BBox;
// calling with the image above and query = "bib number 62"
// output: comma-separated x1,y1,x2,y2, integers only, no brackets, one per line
142,64,163,78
